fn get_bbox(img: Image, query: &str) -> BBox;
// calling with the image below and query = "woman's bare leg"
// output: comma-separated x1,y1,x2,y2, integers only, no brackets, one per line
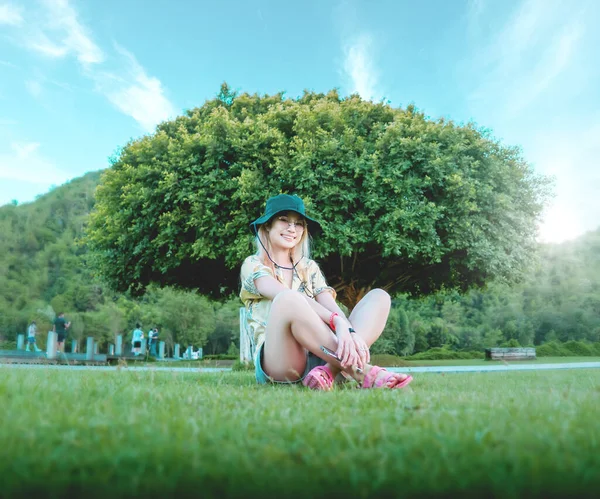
263,289,411,388
262,290,341,381
348,288,391,347
347,288,411,387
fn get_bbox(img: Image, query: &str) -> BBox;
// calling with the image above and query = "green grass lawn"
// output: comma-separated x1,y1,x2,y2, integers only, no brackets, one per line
400,356,600,366
123,356,600,369
1,368,599,498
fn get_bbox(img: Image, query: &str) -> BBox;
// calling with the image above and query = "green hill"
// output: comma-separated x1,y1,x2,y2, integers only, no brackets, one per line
0,172,236,354
0,172,102,335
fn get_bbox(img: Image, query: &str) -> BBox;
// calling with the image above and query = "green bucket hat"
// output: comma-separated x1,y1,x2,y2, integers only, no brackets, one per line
249,194,321,234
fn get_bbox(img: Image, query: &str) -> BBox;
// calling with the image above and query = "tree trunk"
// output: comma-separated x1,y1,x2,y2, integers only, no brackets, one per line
338,281,369,312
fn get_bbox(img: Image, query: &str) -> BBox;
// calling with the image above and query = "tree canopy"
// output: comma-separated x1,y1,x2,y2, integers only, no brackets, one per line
85,84,551,307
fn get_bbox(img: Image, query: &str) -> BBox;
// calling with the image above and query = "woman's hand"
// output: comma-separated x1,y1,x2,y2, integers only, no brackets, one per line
334,316,361,369
350,331,370,366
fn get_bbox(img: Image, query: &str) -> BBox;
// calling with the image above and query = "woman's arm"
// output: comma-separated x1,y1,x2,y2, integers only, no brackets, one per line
315,292,346,319
314,292,354,335
314,291,361,366
254,275,288,300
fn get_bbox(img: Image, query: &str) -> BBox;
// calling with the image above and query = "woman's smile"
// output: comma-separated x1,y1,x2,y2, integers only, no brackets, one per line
281,233,296,242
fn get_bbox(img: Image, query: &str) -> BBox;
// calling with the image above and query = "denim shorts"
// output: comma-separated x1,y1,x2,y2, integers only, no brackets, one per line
254,342,326,385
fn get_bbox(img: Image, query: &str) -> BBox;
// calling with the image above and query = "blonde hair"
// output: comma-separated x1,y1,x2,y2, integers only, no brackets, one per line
255,217,311,276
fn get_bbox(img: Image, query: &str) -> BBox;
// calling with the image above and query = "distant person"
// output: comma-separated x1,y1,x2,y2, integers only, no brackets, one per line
53,313,71,354
26,321,42,352
148,328,159,357
131,324,144,356
146,327,154,352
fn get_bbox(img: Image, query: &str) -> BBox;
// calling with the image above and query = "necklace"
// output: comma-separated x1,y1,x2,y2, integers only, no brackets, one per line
273,261,298,271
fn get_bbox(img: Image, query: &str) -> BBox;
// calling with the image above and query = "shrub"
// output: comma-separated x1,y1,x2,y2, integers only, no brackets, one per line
0,340,17,350
203,354,237,360
562,341,594,356
536,341,570,357
500,339,521,348
537,341,600,357
226,342,240,357
232,360,254,372
406,347,482,361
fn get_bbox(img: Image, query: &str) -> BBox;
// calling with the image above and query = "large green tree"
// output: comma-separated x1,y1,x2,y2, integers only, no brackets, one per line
85,84,550,308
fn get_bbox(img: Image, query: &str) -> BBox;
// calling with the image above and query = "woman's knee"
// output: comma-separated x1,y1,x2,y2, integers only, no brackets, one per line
367,288,391,309
271,290,307,311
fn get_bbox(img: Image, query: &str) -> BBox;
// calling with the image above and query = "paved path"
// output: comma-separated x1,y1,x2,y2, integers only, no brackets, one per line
2,362,600,374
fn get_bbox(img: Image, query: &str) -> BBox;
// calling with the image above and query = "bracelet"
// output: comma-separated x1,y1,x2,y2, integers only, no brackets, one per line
329,312,339,331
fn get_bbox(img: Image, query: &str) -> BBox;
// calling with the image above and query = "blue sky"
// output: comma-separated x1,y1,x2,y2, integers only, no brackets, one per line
1,0,598,243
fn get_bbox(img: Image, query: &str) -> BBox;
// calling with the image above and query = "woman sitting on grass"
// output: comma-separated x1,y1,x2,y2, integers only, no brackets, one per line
240,194,413,390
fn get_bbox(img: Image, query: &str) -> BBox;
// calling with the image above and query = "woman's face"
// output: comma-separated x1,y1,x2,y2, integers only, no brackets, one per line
267,211,306,250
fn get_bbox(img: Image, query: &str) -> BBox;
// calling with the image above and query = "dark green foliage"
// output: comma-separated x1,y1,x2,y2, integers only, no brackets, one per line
533,340,600,357
536,341,573,357
85,85,550,307
203,354,237,360
375,229,600,356
0,173,102,338
0,175,221,353
501,339,522,347
0,88,598,357
562,341,595,356
0,172,598,357
407,347,483,360
205,298,240,355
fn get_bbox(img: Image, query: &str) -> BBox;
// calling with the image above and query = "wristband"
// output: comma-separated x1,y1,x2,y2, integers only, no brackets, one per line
329,312,339,331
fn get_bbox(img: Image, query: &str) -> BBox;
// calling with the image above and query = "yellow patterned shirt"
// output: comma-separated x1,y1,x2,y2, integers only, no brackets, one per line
239,255,336,357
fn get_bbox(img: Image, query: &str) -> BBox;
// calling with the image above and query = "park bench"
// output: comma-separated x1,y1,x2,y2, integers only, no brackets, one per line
485,347,536,361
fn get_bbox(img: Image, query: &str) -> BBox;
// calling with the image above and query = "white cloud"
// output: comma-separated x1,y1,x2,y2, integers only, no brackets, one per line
342,33,382,101
0,3,22,25
15,0,175,131
12,142,40,158
468,0,585,118
0,142,71,185
25,79,43,97
28,31,69,58
25,0,104,64
92,46,176,132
